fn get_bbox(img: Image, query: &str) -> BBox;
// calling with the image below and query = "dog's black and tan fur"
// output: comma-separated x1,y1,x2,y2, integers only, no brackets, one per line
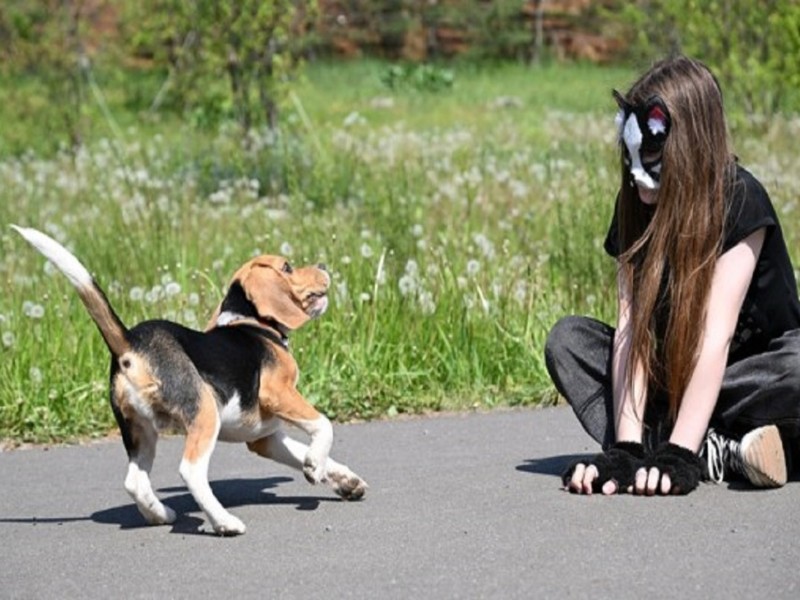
13,226,366,535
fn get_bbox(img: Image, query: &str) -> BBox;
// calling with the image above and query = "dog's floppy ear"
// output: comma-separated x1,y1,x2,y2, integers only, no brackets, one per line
240,261,311,331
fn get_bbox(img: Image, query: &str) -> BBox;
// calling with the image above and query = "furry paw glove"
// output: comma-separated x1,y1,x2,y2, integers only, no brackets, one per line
562,441,646,492
646,442,705,494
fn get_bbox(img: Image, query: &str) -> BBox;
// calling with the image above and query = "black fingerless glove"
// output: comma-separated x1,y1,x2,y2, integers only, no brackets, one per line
562,441,646,493
647,442,705,494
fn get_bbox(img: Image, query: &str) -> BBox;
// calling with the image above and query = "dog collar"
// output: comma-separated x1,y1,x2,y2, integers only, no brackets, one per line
216,311,290,348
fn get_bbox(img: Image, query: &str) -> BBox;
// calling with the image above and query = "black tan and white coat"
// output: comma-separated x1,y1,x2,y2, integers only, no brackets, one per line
13,226,367,535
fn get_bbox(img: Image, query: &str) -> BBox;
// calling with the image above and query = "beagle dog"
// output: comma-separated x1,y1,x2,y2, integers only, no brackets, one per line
12,225,367,535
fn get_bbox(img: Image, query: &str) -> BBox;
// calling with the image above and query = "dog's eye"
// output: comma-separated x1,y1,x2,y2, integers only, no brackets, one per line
281,262,293,274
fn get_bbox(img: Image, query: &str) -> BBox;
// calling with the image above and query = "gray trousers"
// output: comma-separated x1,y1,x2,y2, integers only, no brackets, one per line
544,315,800,456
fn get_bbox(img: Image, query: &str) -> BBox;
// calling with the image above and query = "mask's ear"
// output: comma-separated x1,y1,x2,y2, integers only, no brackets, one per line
612,89,630,132
644,96,670,137
241,264,311,331
612,89,630,111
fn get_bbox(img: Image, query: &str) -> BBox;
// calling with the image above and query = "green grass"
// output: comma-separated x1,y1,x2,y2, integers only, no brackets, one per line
1,59,798,443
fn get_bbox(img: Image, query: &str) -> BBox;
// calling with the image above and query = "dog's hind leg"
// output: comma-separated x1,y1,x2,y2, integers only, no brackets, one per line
248,430,368,500
179,384,246,535
122,419,177,525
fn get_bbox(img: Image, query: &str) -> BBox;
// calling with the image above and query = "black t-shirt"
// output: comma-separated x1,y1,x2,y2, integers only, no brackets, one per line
604,165,800,363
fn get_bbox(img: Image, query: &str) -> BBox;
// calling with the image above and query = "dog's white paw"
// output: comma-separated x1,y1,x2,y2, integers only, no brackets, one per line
139,502,177,525
328,468,368,501
211,513,246,536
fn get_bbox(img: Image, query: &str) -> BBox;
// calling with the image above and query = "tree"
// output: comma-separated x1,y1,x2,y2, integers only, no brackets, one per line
0,0,108,148
619,0,800,114
124,0,317,131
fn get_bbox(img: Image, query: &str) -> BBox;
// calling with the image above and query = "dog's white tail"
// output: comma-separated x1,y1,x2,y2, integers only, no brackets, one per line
12,225,130,357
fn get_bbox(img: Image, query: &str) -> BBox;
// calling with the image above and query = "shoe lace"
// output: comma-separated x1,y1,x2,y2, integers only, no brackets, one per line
702,429,744,484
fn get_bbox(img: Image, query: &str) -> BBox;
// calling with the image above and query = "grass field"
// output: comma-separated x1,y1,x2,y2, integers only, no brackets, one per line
1,59,798,443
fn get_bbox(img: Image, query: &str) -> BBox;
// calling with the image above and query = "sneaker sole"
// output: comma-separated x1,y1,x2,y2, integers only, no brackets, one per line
740,425,787,488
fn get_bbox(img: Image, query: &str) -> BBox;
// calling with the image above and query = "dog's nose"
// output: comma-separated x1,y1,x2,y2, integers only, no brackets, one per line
317,263,328,272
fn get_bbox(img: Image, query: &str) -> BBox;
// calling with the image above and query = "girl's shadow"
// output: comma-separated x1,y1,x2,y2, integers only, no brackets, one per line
516,454,592,477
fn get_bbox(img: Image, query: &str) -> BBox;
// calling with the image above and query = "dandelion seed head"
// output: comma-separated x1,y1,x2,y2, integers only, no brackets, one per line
29,367,42,385
360,244,374,259
280,242,293,256
466,259,481,277
2,331,15,348
23,301,45,319
513,281,527,305
165,282,181,297
129,287,144,301
399,274,416,297
418,290,436,315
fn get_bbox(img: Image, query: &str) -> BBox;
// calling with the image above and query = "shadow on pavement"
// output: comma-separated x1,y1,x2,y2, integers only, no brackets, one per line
88,476,342,535
516,453,591,476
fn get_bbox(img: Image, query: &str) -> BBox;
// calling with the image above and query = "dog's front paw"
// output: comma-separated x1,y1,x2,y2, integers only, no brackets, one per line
326,465,368,500
331,473,368,501
211,513,246,536
139,502,177,525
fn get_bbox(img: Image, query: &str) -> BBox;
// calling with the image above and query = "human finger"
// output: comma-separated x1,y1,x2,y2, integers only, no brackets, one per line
602,479,618,495
646,466,660,495
660,472,672,495
634,467,648,495
582,464,599,495
567,463,586,493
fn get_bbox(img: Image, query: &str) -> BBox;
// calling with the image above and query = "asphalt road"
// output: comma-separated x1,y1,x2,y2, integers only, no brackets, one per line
1,405,798,599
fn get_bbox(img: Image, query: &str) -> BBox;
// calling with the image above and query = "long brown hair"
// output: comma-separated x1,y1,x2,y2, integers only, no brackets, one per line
616,56,736,420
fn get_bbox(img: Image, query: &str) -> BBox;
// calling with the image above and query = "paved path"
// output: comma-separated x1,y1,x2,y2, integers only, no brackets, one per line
1,406,798,599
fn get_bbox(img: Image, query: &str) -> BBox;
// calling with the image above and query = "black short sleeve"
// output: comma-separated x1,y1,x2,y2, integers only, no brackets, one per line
722,166,776,253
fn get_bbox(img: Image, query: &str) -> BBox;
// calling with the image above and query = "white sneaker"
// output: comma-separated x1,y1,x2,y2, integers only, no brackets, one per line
702,425,787,488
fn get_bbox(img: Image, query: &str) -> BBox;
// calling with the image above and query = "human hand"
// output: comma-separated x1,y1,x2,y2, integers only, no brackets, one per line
562,441,645,495
631,442,704,496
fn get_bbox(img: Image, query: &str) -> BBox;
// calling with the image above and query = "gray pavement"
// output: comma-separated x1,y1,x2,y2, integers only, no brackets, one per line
1,405,798,599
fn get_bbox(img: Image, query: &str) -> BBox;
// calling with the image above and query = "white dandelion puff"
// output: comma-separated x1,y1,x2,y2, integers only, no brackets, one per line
280,242,293,256
466,259,481,277
398,274,416,297
23,301,45,319
165,282,181,297
129,287,144,301
29,367,43,385
418,290,436,315
2,331,15,348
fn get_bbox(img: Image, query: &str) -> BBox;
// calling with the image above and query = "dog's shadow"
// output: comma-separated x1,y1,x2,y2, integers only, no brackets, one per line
90,476,339,535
